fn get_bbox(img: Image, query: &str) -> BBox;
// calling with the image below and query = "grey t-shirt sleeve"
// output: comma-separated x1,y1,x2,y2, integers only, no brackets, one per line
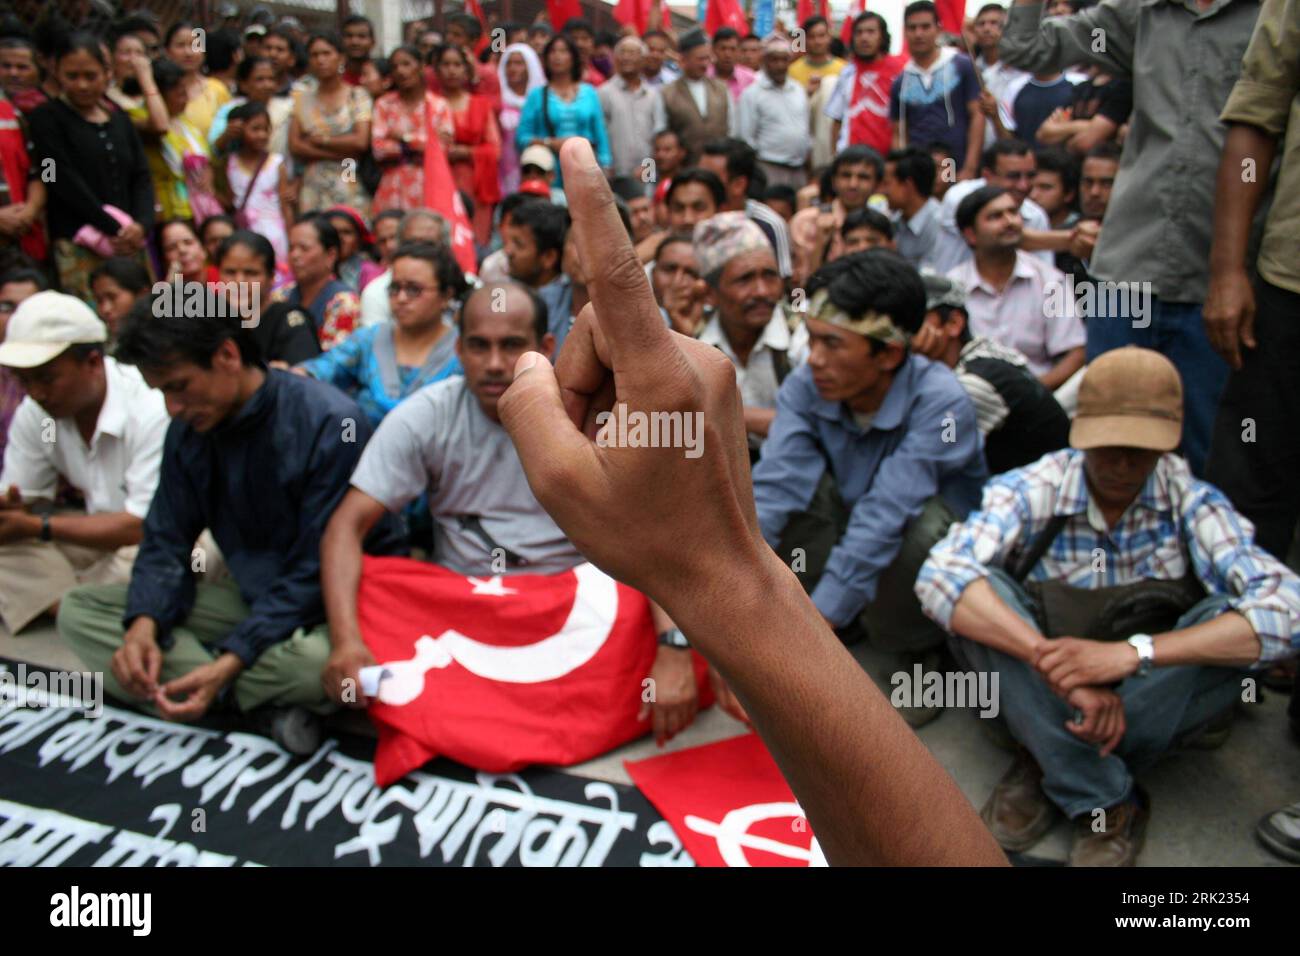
350,390,442,512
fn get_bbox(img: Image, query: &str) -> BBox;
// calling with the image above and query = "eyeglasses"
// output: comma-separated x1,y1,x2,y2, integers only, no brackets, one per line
387,282,430,299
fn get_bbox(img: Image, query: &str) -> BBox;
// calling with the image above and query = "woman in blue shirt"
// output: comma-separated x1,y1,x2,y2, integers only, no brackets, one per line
516,35,612,184
296,240,465,429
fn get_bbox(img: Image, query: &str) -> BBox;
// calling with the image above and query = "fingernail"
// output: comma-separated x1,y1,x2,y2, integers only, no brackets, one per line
515,352,539,375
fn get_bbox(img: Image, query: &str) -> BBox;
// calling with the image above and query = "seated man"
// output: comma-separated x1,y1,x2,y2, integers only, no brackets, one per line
58,299,404,753
693,213,807,452
500,200,573,354
320,282,707,746
916,348,1300,866
912,273,1070,475
0,292,168,633
789,145,887,284
753,250,987,725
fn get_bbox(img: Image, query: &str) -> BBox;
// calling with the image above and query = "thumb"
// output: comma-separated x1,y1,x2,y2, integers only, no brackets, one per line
498,351,597,483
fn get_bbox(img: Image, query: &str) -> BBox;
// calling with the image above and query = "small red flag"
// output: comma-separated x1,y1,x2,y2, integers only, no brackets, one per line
840,0,868,47
796,0,829,24
626,733,825,867
546,0,584,31
465,0,492,56
935,0,967,35
423,102,478,274
614,0,671,33
705,0,749,36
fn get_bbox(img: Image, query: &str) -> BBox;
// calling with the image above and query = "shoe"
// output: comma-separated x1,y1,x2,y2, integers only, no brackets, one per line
1069,787,1149,867
1255,800,1300,863
981,750,1059,852
253,705,323,756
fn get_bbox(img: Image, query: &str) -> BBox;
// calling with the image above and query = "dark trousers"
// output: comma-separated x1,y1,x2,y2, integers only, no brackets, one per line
1204,277,1300,727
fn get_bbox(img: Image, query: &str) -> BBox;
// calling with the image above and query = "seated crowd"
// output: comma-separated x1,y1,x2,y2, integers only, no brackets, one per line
0,0,1297,868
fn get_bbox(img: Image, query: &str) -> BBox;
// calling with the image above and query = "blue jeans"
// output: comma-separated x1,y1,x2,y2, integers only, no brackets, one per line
951,569,1246,818
1086,294,1226,477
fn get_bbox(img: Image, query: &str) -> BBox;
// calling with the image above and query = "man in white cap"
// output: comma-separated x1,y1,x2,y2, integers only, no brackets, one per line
693,212,806,452
917,347,1300,865
736,35,811,190
0,291,168,633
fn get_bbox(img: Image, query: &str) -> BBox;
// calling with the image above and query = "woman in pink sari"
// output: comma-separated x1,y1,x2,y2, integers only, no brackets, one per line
496,43,545,198
434,44,500,246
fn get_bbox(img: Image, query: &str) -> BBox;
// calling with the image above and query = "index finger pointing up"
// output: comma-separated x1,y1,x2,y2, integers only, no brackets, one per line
560,137,670,363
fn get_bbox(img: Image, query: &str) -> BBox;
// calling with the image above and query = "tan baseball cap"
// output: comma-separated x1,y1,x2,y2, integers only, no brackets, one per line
0,291,108,369
1069,347,1183,452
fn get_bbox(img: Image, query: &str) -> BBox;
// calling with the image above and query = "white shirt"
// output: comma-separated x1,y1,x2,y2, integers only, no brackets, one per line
359,269,392,328
931,177,1054,275
685,77,710,118
946,251,1085,377
699,307,809,446
737,72,811,167
0,357,168,518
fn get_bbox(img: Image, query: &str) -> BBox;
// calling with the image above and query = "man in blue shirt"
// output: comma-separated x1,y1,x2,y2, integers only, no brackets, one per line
57,298,404,754
753,250,987,725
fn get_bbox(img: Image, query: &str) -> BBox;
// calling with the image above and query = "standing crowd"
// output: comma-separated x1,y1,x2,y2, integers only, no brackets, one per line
0,0,1298,867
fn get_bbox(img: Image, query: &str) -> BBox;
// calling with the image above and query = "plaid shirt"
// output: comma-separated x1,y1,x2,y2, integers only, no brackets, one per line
915,449,1300,664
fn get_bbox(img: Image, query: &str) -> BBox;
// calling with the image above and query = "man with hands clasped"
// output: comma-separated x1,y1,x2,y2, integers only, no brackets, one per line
916,347,1300,866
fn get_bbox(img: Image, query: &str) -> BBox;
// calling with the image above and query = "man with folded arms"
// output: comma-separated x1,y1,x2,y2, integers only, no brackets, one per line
0,292,167,633
916,348,1300,865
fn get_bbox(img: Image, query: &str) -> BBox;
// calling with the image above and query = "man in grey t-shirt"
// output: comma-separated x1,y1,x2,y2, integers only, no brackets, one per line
318,283,714,746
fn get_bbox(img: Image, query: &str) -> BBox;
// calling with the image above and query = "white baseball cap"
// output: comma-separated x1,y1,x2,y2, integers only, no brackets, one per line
519,144,556,173
0,291,108,369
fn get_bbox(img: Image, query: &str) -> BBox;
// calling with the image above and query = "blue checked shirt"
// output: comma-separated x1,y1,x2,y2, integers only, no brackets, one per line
915,449,1300,664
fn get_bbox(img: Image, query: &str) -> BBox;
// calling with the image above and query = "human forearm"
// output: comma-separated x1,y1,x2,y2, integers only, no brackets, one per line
1152,610,1261,669
1039,346,1085,391
949,576,1047,663
1209,123,1275,273
1021,228,1072,252
669,547,1007,866
8,510,143,549
743,406,776,438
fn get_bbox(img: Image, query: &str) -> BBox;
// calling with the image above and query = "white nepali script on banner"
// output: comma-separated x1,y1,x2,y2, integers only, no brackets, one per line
0,668,693,868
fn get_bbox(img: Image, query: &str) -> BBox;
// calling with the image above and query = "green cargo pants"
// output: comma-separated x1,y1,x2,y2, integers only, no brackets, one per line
57,579,335,716
775,473,955,653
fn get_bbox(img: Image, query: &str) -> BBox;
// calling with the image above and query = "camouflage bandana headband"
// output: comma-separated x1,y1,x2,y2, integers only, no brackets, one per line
807,288,909,346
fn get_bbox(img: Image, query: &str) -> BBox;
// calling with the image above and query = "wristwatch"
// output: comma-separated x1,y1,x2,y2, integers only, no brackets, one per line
39,513,52,542
657,627,690,649
1127,633,1154,677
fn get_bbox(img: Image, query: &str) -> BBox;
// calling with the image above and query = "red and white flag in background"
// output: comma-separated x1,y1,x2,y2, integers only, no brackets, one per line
705,0,750,38
547,0,584,31
465,0,492,56
840,0,868,46
626,733,826,867
422,102,477,275
359,556,709,786
796,0,830,24
614,0,672,33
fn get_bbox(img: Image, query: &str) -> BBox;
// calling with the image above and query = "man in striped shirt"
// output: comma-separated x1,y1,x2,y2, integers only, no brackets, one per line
916,347,1300,865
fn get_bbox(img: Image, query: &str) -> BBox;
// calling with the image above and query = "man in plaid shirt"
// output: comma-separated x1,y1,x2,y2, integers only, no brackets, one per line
916,347,1300,866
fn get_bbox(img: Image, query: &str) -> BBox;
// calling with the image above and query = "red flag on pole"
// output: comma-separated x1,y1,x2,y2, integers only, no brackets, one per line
423,102,478,275
546,0,583,31
465,0,492,56
840,0,867,47
796,0,829,24
705,0,749,36
614,0,672,33
935,0,967,35
626,733,825,867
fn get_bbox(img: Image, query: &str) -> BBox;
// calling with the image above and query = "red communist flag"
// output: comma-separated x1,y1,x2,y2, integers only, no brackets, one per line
626,733,825,867
935,0,967,34
547,0,583,31
422,101,477,275
465,0,491,56
796,0,829,24
359,556,711,786
614,0,671,33
705,0,749,37
840,0,867,46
